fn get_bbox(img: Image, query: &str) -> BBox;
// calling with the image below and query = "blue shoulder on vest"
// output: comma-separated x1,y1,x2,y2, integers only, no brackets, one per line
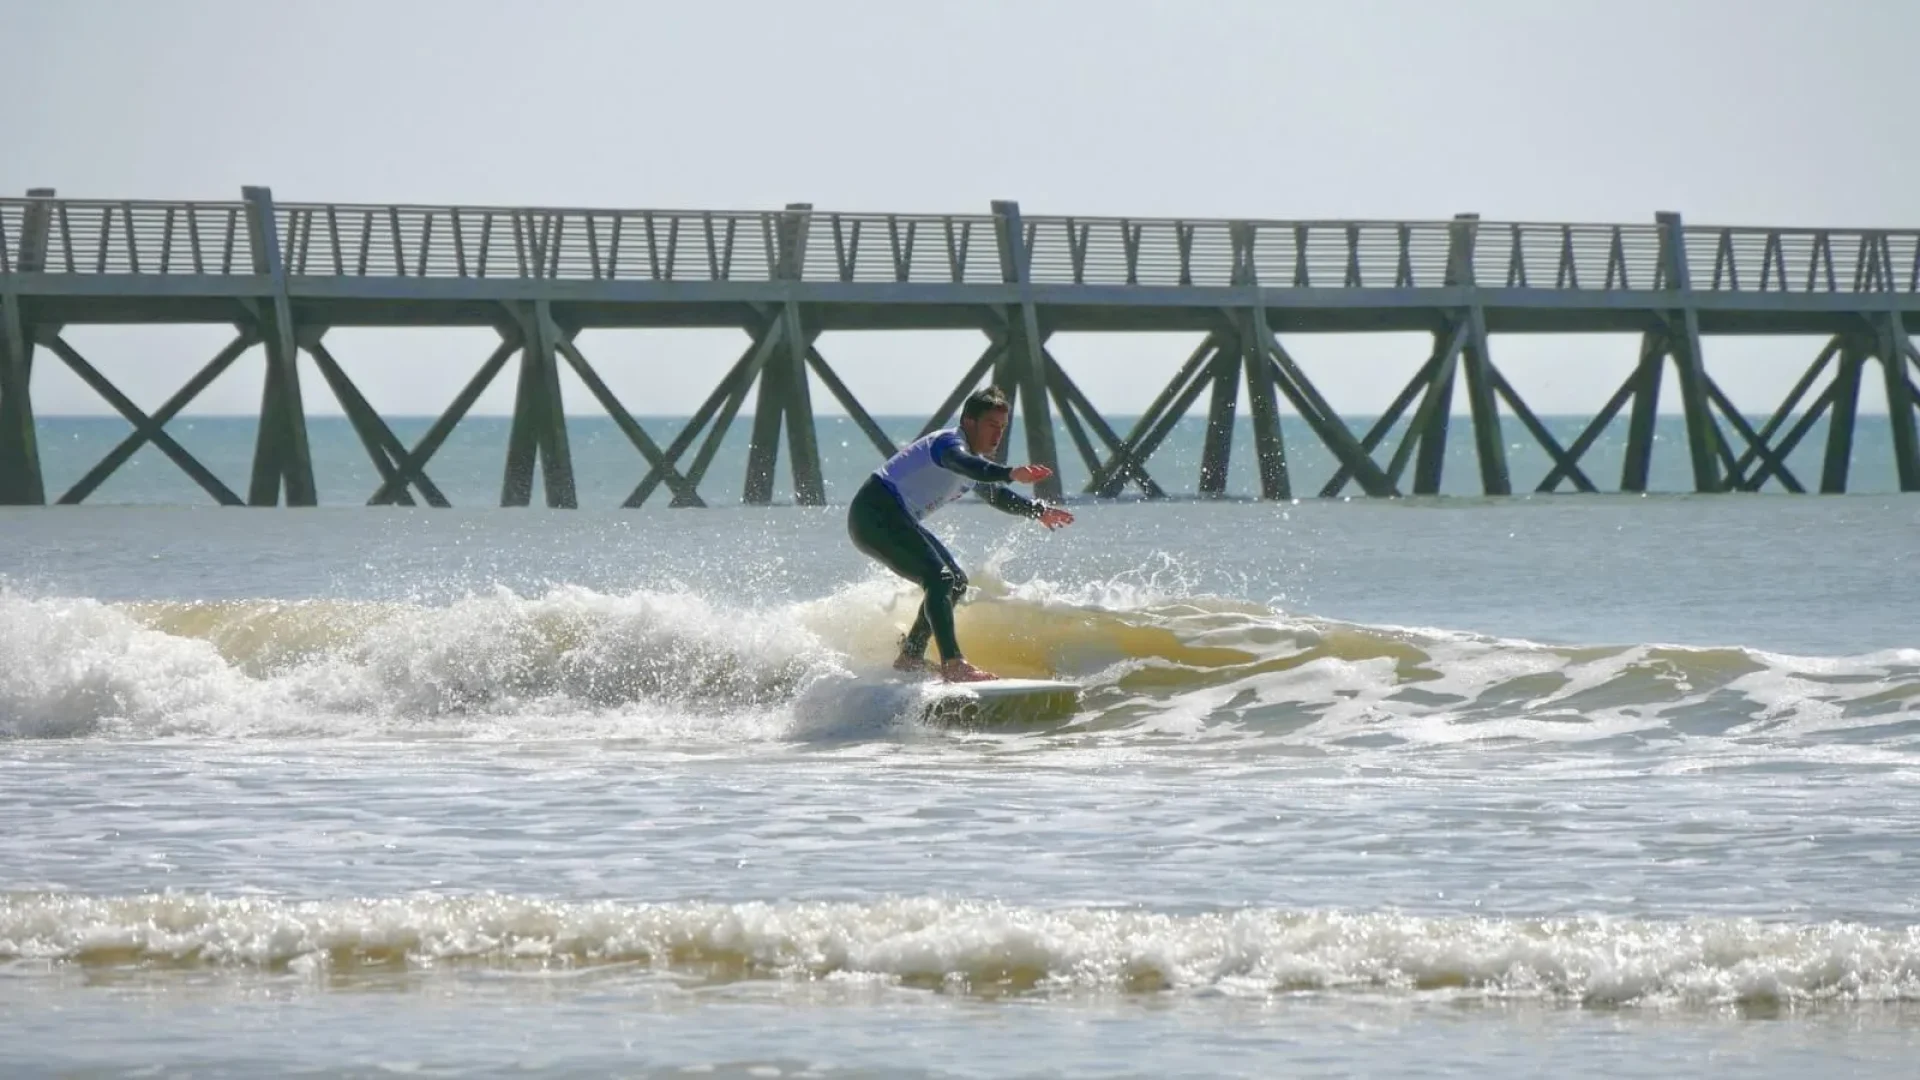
927,430,965,467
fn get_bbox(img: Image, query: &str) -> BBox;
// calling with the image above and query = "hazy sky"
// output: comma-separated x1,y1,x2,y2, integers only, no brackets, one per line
6,0,1916,419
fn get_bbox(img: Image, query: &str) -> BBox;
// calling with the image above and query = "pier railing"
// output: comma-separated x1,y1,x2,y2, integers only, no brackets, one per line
5,196,1919,295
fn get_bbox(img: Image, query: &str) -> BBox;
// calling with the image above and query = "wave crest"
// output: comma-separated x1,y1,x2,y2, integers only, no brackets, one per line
2,580,1915,747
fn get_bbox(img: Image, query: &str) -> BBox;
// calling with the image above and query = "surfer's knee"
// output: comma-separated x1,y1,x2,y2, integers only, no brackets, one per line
922,563,966,602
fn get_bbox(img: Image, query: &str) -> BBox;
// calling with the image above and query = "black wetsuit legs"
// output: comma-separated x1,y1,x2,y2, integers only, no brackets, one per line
847,476,969,662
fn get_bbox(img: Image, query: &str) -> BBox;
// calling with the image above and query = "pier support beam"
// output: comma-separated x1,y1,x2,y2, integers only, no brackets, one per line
0,189,53,505
1408,320,1465,495
740,308,826,505
242,187,316,507
1875,312,1920,492
1443,216,1511,496
1229,225,1291,501
992,200,1063,500
1620,331,1665,493
1457,305,1511,495
1197,333,1241,495
0,292,40,506
743,205,827,506
500,300,576,508
1821,337,1867,494
1657,212,1725,492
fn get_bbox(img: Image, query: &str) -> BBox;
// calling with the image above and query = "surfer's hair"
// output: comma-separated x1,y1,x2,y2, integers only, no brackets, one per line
961,386,1011,421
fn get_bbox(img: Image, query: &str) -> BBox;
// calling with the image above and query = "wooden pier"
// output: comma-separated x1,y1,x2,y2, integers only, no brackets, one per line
2,187,1917,506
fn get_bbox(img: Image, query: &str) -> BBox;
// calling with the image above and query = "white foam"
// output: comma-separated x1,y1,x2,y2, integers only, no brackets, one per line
5,892,1917,1007
0,586,846,742
0,593,272,737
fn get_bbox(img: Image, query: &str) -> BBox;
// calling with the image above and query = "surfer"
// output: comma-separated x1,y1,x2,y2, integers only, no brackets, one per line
848,386,1075,682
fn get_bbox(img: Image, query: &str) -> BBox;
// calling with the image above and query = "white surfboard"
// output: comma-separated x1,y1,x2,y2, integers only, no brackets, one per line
917,677,1082,727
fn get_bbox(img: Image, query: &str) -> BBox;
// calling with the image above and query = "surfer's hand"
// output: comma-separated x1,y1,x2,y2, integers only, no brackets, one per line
1038,506,1074,530
1010,464,1053,484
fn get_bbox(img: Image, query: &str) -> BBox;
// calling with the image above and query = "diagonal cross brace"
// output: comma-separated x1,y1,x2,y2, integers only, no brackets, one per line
1539,365,1640,493
919,339,1003,439
1701,373,1802,493
1326,350,1441,497
496,301,702,507
624,309,804,508
1255,328,1397,497
554,331,701,505
1749,380,1843,492
1088,334,1220,497
51,331,251,505
369,334,520,506
1045,361,1100,481
806,346,896,459
1484,364,1597,493
1041,345,1164,498
1325,319,1466,497
300,331,450,507
1728,336,1839,491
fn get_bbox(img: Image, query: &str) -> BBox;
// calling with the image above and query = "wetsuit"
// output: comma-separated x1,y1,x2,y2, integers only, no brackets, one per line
847,428,1047,663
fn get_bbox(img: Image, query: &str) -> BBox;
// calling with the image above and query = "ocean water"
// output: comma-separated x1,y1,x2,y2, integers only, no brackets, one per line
2,415,1919,1078
21,411,1915,506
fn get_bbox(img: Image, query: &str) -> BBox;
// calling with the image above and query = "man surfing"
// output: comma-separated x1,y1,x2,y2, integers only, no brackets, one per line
847,386,1075,682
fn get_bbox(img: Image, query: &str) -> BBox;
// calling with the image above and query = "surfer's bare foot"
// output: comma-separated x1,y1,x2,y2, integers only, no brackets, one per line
893,654,934,673
939,659,998,683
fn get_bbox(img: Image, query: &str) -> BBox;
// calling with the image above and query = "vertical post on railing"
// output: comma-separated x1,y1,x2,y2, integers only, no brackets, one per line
1448,213,1509,495
242,185,317,506
1443,213,1478,289
0,187,52,504
1657,211,1723,493
991,199,1062,501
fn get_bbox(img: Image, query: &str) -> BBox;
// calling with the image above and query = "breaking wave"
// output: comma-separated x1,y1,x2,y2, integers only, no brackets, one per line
0,577,1915,748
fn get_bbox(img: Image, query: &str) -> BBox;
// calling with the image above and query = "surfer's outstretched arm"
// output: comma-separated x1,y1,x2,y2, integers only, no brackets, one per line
973,483,1074,530
931,437,1075,530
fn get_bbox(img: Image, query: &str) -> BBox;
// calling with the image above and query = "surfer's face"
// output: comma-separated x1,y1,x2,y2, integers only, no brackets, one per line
962,407,1009,455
